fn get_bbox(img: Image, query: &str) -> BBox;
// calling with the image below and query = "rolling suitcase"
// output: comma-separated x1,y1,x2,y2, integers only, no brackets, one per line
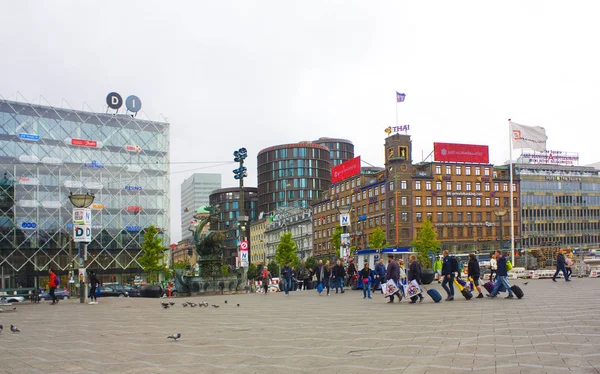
426,288,442,303
483,281,494,294
460,288,473,300
510,285,524,299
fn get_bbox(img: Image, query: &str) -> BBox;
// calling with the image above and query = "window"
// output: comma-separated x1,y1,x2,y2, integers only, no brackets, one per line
437,212,443,222
368,189,373,197
401,196,408,206
475,167,481,176
389,181,394,191
436,181,442,190
426,212,432,221
476,212,482,221
466,212,472,221
380,185,385,194
484,183,490,191
465,167,471,176
494,183,499,191
401,181,407,189
494,197,500,206
426,196,432,206
503,183,508,192
416,213,422,222
446,212,453,221
457,212,463,222
415,196,422,206
362,191,366,199
446,197,453,206
381,200,385,210
351,179,355,188
466,182,472,191
486,212,492,221
466,197,472,206
484,167,490,176
512,183,517,192
456,181,462,191
401,212,408,221
476,198,481,206
415,181,421,190
389,213,395,223
457,197,463,206
456,166,462,175
436,196,442,206
475,182,481,191
446,166,452,174
389,198,395,207
446,181,452,190
356,193,361,201
435,165,441,174
425,181,432,191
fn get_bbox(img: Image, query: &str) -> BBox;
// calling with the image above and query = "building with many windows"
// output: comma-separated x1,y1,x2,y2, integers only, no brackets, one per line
180,173,221,241
257,142,332,214
313,137,354,167
249,215,268,265
209,187,258,266
264,207,312,263
0,99,170,288
411,162,520,253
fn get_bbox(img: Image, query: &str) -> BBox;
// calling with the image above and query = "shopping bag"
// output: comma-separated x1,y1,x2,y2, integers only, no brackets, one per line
453,277,465,291
382,279,400,298
317,282,323,293
403,280,422,298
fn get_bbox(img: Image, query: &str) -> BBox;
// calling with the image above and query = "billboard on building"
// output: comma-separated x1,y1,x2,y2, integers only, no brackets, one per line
433,143,489,164
331,156,361,184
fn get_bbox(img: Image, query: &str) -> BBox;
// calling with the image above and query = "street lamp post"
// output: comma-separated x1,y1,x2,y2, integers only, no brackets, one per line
494,209,508,253
233,148,248,268
68,192,95,304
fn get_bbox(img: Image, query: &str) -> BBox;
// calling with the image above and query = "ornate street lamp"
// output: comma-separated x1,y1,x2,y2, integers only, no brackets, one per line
68,192,95,208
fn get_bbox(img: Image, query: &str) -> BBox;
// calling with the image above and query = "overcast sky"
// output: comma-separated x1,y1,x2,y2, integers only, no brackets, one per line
2,1,599,243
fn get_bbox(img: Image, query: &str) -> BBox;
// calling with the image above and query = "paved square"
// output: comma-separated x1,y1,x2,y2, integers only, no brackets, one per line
1,278,600,374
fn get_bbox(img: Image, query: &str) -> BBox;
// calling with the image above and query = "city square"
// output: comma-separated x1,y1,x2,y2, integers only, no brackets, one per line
1,278,599,374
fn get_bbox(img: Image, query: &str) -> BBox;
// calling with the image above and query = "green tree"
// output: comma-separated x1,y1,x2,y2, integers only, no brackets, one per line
275,232,300,267
267,261,279,276
304,256,316,273
331,225,343,256
138,225,166,283
173,259,189,270
246,263,258,281
369,227,388,249
410,218,440,269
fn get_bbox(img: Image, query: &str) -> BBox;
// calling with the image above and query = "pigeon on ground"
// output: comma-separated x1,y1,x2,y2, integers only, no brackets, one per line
13,307,16,311
169,302,175,306
0,309,3,313
212,304,219,308
11,324,20,333
202,302,209,307
162,304,170,309
161,302,169,306
224,300,227,304
167,333,181,341
189,303,197,308
182,303,188,307
0,324,3,333
237,304,240,307
523,282,529,286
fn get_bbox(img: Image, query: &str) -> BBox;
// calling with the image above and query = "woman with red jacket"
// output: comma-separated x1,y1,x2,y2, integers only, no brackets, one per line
48,269,59,305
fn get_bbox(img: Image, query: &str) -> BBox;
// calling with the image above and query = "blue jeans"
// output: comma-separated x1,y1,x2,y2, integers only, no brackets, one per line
441,274,454,297
333,277,344,292
362,282,371,298
553,264,568,281
283,278,292,294
491,276,513,297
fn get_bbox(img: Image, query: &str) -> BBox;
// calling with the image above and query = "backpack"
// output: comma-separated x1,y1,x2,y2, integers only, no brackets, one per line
506,260,513,271
450,256,459,273
54,276,59,287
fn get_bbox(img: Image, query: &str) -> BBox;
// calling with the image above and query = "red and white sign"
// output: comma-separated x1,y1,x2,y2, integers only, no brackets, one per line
124,145,142,153
240,240,248,251
71,138,98,148
331,156,361,184
125,206,142,212
434,143,489,164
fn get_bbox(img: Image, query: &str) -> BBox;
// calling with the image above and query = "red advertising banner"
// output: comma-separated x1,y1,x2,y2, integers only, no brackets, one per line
72,138,98,148
434,143,489,164
331,156,361,184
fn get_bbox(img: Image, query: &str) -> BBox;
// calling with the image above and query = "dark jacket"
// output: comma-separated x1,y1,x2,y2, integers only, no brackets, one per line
441,256,453,276
281,266,292,280
314,265,324,281
386,260,400,283
89,273,101,287
557,253,566,266
360,268,372,280
374,262,386,279
467,258,480,278
408,260,422,284
496,256,508,277
347,262,357,276
332,264,345,278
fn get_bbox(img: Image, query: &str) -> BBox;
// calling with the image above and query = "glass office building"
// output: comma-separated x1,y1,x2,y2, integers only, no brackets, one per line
0,99,170,288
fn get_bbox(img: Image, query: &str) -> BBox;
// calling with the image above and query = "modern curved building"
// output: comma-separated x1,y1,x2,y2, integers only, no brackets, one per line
313,137,354,167
209,187,258,266
257,142,332,214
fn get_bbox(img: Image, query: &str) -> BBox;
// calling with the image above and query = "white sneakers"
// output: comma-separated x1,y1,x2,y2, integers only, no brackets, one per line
88,301,98,305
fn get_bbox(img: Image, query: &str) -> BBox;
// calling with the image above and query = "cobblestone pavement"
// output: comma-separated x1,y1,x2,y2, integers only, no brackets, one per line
1,278,599,374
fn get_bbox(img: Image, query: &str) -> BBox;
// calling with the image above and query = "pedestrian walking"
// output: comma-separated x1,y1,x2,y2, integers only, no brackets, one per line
487,251,515,299
332,259,346,294
261,267,272,294
281,263,293,295
346,258,357,288
552,249,570,282
48,268,59,305
408,255,425,303
88,270,101,304
314,260,325,295
565,253,574,279
324,260,332,295
433,256,443,283
386,255,400,303
360,262,373,299
373,258,386,293
489,252,497,282
467,253,484,298
441,250,455,301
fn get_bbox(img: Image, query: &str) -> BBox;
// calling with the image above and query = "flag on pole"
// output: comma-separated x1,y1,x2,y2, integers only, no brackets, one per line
396,92,406,103
510,121,547,152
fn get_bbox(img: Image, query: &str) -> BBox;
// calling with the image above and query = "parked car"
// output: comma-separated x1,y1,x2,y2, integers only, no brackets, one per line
1,296,25,303
39,288,70,301
98,285,129,297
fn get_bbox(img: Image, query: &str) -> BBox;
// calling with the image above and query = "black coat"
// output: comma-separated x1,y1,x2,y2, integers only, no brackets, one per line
332,264,345,278
408,261,422,284
467,258,480,277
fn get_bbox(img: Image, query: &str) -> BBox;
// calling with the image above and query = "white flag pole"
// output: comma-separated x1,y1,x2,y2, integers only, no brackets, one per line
508,119,515,264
